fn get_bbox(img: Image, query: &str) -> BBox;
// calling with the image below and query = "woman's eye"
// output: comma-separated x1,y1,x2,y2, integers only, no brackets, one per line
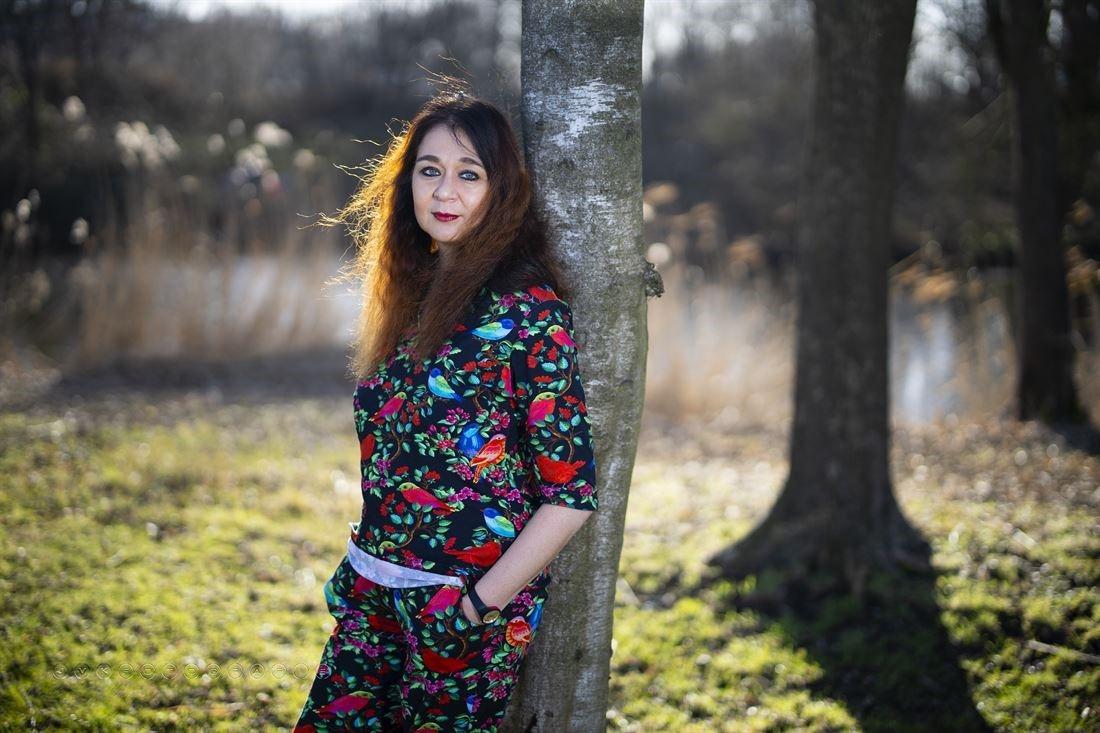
418,166,480,181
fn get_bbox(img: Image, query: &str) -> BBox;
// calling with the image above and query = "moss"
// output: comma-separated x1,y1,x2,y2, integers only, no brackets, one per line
2,403,1098,730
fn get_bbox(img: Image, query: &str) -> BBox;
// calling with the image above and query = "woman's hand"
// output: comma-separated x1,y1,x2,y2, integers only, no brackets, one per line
459,592,482,625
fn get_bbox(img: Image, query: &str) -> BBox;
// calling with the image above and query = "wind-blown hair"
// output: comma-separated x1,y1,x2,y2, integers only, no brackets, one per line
324,92,570,379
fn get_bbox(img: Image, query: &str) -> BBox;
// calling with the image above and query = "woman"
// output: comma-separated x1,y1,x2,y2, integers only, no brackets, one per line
293,92,599,732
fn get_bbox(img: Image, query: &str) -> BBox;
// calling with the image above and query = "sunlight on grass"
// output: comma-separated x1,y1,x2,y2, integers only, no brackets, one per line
0,400,357,729
605,414,1099,732
1,387,1098,730
2,263,1099,729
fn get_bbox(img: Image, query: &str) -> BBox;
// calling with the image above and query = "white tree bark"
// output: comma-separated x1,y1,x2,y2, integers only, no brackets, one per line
507,1,648,731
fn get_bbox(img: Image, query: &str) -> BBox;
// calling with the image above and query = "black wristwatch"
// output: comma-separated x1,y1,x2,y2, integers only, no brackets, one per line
465,585,501,624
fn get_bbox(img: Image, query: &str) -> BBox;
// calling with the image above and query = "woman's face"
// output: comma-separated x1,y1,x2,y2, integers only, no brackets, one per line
412,124,490,253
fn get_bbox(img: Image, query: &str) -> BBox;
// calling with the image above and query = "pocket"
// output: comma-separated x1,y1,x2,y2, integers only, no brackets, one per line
322,556,353,618
323,554,377,619
405,585,490,670
497,571,551,631
490,575,549,650
448,587,494,639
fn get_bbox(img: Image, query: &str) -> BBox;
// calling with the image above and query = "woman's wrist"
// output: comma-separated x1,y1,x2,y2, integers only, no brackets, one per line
462,582,511,624
460,592,482,624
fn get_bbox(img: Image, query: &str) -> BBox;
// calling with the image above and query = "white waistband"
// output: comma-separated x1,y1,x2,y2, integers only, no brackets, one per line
345,525,464,589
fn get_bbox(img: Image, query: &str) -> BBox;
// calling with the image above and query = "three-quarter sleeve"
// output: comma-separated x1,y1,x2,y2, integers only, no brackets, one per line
509,295,599,512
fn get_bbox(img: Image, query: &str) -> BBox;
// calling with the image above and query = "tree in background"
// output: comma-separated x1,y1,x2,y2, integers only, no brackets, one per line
510,0,647,730
984,0,1096,426
706,0,929,597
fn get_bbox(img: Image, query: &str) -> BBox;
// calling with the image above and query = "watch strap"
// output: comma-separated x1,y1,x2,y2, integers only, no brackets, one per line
466,585,500,623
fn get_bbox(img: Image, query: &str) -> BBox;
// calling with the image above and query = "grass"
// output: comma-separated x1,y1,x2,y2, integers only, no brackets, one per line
0,397,355,730
0,375,1096,731
611,415,1098,732
1,239,1098,731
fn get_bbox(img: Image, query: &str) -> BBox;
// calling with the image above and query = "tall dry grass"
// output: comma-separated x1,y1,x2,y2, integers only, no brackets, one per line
2,180,1098,428
56,188,354,369
643,256,1100,428
644,262,797,428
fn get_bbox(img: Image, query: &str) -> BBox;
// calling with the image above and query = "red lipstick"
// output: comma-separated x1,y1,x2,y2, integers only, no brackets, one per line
433,212,459,222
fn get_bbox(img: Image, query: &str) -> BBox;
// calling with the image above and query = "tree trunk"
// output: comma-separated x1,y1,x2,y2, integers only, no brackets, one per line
706,0,929,598
1056,0,1100,220
508,1,647,731
985,0,1088,424
9,4,44,194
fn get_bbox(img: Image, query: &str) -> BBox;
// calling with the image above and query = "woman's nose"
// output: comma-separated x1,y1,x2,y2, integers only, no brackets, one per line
433,174,457,200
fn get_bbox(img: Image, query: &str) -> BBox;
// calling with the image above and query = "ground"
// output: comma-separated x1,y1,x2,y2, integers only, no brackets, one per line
0,353,1096,731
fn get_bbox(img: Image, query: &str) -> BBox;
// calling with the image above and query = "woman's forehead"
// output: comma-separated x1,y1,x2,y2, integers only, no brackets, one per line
418,124,480,161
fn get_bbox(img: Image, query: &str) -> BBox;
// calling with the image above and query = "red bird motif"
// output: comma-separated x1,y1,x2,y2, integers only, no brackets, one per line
350,575,378,598
501,364,513,396
370,392,406,423
548,323,577,349
506,616,532,646
420,646,479,674
367,614,402,634
316,691,374,717
536,454,587,484
398,482,456,514
469,434,507,481
443,540,502,566
416,585,463,621
529,285,558,302
359,434,376,461
528,393,556,426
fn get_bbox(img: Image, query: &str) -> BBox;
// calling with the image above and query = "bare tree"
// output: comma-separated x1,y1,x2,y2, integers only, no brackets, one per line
985,0,1091,425
1055,0,1100,218
508,0,648,730
706,0,930,597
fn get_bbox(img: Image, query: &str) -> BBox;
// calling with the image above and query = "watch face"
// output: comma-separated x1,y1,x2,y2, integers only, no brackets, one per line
482,609,501,623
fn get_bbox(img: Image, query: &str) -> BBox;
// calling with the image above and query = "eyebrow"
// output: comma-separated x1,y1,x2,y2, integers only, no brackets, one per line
415,154,485,169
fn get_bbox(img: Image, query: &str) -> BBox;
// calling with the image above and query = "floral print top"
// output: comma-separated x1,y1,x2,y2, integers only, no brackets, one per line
351,281,598,583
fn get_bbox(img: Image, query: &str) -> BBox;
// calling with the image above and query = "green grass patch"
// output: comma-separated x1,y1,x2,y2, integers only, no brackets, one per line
1,400,1097,731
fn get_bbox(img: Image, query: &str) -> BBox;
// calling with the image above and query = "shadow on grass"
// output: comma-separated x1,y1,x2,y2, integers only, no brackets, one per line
1048,420,1100,457
694,568,992,733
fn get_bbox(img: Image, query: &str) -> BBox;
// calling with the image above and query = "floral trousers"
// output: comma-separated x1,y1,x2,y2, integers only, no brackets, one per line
293,554,552,732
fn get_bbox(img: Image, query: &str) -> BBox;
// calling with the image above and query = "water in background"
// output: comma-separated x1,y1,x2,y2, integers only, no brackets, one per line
645,265,1094,427
20,252,1095,427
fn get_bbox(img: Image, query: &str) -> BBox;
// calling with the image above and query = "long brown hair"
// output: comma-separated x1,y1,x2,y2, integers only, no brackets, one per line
323,91,571,380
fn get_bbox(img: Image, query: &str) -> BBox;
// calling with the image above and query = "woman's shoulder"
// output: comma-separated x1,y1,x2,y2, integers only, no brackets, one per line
488,283,578,347
487,281,570,313
465,282,570,346
478,283,567,333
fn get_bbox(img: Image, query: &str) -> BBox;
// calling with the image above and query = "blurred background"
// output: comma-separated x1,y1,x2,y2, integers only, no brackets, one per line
4,0,1096,426
2,1,1098,731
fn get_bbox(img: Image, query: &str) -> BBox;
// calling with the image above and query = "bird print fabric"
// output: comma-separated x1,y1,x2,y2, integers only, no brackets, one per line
294,556,552,731
294,281,598,732
351,281,598,584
